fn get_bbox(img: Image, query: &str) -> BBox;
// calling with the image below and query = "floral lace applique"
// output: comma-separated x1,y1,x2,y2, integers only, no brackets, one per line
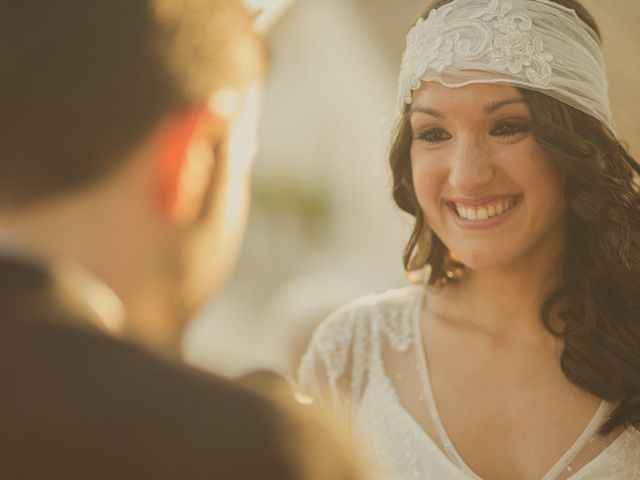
478,0,553,85
400,0,554,106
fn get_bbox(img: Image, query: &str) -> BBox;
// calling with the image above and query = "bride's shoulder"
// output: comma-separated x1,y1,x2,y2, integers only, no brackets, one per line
297,285,422,404
311,284,421,345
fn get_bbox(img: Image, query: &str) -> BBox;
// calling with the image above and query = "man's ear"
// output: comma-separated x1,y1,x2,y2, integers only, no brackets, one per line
155,107,220,225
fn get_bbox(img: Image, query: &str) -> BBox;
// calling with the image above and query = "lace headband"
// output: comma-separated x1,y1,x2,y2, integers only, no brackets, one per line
398,0,612,130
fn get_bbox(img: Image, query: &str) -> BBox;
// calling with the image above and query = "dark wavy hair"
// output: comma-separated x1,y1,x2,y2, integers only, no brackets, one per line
390,0,640,434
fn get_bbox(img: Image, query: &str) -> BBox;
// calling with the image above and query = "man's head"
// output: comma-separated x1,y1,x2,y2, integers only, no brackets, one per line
0,0,266,352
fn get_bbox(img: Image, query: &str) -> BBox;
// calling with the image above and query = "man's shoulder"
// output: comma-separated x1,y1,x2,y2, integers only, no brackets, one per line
0,256,262,418
1,313,273,422
0,314,292,479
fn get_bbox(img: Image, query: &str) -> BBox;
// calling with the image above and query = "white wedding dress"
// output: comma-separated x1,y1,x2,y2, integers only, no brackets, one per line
297,285,640,480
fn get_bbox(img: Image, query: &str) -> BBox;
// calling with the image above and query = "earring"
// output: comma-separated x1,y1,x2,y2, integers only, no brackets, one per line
436,250,465,286
444,250,465,281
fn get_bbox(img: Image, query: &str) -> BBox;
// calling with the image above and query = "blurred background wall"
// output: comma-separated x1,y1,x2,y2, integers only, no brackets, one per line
183,0,640,378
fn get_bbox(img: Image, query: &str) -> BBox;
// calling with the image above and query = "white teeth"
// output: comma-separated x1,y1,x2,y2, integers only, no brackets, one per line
454,198,517,221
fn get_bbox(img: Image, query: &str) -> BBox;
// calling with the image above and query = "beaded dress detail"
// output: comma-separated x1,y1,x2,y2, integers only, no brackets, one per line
297,286,640,480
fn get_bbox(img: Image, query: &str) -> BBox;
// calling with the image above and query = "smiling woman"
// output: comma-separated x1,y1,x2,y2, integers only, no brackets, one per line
298,0,640,479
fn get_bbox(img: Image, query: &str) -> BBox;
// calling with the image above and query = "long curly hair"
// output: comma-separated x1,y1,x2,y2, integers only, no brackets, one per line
390,0,640,434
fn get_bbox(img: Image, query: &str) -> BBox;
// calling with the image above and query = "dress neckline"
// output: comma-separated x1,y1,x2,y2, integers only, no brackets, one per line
410,287,611,480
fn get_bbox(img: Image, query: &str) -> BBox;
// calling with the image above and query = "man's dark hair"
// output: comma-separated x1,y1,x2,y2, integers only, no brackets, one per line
0,0,264,205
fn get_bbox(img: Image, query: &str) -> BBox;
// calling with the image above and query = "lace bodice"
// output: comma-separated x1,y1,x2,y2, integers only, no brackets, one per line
297,286,640,480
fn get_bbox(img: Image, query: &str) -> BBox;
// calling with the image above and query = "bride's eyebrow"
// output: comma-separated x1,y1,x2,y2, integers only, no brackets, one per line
483,97,526,114
409,106,444,119
410,97,526,119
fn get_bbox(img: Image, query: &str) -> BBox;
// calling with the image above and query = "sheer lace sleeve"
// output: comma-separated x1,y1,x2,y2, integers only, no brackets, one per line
297,287,421,412
296,297,373,412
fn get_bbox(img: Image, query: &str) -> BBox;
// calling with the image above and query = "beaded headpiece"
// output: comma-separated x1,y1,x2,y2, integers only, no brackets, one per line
398,0,612,129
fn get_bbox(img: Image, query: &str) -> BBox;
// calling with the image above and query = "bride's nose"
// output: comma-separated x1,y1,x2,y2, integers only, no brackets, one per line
447,135,495,193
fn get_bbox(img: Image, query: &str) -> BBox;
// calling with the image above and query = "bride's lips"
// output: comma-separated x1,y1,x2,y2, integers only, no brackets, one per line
446,194,523,230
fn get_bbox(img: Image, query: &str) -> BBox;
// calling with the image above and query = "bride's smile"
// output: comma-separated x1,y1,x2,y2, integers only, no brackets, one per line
446,194,522,228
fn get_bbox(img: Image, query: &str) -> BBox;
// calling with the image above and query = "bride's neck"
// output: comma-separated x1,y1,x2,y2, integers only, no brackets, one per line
430,247,564,339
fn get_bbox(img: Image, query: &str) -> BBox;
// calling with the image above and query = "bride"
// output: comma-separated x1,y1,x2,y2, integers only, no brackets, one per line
298,0,640,478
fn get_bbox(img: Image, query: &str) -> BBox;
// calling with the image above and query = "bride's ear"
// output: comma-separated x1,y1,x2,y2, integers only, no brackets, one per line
154,107,220,225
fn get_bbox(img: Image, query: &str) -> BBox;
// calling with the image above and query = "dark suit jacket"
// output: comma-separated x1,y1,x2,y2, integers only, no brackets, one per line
0,256,304,479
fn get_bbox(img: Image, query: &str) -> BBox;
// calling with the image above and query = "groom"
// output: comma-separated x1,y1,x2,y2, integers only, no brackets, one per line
0,1,360,479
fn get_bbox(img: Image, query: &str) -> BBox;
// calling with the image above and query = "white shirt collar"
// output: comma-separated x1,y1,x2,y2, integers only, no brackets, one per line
0,227,125,335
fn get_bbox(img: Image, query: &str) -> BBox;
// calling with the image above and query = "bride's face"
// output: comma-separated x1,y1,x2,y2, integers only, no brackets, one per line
409,82,566,271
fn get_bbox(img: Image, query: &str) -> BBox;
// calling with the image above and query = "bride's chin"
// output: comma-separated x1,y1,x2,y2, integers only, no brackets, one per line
448,251,506,272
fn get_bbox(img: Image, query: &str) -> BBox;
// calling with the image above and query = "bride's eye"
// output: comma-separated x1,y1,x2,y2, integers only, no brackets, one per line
491,121,530,137
416,127,451,144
